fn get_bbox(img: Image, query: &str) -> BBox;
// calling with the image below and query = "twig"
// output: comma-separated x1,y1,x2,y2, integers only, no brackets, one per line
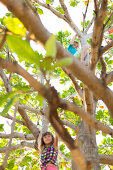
59,0,71,21
99,40,113,55
83,0,89,32
104,11,113,28
85,16,95,34
24,0,37,14
0,100,19,170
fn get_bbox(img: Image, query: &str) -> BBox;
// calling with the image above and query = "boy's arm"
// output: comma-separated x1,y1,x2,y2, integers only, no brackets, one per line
70,34,76,44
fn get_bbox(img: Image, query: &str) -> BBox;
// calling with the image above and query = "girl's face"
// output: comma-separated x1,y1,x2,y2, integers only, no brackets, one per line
43,134,52,145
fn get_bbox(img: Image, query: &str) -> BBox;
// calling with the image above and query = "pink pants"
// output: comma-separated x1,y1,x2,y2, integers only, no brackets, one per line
42,164,58,170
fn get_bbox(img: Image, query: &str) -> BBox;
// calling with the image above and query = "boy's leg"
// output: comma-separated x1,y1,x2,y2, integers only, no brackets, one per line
81,45,89,61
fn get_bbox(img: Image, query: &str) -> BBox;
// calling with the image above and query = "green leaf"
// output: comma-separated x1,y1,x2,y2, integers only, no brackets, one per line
0,96,18,116
52,58,73,69
6,35,40,66
0,92,16,107
46,0,53,4
37,7,43,15
0,124,4,132
45,35,56,58
3,17,27,36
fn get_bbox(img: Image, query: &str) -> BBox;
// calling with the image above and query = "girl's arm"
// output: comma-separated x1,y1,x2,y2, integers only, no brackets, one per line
54,135,58,150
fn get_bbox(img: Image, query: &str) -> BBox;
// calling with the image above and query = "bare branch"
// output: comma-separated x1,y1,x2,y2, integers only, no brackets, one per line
0,141,35,153
1,100,19,170
83,0,90,32
0,132,35,140
105,71,113,85
62,120,76,130
59,0,71,21
99,40,113,55
18,104,43,115
63,68,83,99
85,17,95,34
104,11,113,28
94,0,99,12
0,69,12,92
34,0,67,21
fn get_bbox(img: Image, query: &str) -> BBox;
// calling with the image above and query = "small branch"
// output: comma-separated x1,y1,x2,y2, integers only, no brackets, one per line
4,114,25,126
61,120,76,130
0,132,35,140
0,69,12,93
94,0,99,13
104,11,113,28
85,16,95,34
0,141,35,153
59,0,71,21
24,0,37,15
105,71,113,85
63,68,83,100
1,100,19,170
83,0,89,32
35,0,67,21
18,104,43,115
99,40,113,55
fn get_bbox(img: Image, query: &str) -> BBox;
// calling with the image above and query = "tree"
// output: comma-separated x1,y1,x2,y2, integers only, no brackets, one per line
0,0,113,169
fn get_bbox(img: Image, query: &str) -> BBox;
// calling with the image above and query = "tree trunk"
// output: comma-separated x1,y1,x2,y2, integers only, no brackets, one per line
78,121,100,170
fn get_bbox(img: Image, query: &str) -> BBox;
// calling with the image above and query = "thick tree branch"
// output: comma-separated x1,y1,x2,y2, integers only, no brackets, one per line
99,154,113,165
90,0,108,71
47,87,87,170
60,99,113,137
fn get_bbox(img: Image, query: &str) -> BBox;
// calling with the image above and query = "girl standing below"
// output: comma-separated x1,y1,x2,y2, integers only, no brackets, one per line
40,132,58,170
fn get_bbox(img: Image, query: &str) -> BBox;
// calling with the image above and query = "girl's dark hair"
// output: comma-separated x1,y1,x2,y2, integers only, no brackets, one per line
41,132,54,148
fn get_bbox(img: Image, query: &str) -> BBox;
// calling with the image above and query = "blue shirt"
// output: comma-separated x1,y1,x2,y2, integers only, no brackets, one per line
67,44,77,55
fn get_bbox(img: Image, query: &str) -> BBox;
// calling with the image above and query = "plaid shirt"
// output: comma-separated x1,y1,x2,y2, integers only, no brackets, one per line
41,145,58,168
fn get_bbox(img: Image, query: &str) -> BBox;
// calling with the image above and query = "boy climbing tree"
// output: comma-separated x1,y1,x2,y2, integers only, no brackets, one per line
68,35,89,66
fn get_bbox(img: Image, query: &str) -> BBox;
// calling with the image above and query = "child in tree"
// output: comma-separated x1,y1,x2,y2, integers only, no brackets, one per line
39,132,58,170
68,35,89,66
